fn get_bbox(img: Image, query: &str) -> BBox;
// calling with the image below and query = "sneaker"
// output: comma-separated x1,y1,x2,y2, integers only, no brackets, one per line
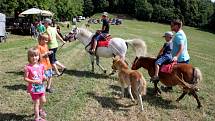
57,68,67,77
150,76,159,82
46,88,54,93
39,110,47,118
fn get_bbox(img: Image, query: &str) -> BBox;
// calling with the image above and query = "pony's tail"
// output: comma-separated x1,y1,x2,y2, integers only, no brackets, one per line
125,39,147,57
139,76,147,96
193,67,203,84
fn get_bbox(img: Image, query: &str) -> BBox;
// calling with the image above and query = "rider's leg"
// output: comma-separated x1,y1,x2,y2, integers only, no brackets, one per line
151,58,162,81
90,34,99,53
91,40,97,53
154,64,159,77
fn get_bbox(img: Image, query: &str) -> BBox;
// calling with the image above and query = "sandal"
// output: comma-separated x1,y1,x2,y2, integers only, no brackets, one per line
39,109,47,118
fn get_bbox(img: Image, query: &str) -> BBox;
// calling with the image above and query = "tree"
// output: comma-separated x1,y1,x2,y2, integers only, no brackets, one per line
135,0,153,20
83,0,94,17
92,0,109,13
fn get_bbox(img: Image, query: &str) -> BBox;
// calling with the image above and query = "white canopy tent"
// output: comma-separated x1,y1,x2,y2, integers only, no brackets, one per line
19,8,54,16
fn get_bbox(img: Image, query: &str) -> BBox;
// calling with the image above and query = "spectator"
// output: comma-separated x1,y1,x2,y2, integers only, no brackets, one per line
37,20,46,35
30,23,36,39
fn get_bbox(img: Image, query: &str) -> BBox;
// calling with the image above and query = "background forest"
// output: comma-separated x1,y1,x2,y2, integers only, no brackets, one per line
0,0,215,31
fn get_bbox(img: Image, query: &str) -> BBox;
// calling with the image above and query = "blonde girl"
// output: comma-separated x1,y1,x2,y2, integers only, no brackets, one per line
24,47,47,121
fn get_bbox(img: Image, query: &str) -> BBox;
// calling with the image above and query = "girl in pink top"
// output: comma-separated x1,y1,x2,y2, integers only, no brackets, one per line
24,47,47,121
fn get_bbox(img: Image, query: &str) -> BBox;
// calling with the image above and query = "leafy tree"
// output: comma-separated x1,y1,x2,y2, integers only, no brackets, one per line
92,0,109,13
83,0,94,17
135,0,153,20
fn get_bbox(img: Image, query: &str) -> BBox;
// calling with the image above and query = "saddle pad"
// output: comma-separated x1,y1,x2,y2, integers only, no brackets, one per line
97,37,111,47
160,61,176,73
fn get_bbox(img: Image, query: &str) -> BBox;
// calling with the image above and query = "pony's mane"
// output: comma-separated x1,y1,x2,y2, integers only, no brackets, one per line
117,59,129,69
139,56,156,62
78,28,92,38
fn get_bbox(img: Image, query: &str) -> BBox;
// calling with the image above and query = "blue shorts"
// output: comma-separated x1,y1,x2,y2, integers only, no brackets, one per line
95,33,107,41
44,69,53,78
155,55,172,66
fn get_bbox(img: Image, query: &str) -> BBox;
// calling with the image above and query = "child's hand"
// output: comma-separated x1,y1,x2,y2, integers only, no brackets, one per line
34,80,43,84
48,51,53,55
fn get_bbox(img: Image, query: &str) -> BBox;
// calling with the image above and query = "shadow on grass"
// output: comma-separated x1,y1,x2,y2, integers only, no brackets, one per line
87,92,130,112
65,69,110,79
110,85,177,109
143,87,177,109
3,84,27,91
0,112,32,121
5,71,24,76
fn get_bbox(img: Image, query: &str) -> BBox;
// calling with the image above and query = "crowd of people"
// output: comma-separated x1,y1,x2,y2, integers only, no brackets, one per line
87,17,122,25
24,12,190,120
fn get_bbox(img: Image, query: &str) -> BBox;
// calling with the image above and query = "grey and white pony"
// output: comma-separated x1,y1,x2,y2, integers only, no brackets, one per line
65,27,147,73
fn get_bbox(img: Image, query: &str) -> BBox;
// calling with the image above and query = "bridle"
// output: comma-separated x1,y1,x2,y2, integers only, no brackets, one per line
65,29,78,41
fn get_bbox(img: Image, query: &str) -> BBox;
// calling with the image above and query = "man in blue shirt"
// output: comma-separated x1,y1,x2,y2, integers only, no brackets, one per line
90,12,110,54
171,19,190,63
163,19,190,91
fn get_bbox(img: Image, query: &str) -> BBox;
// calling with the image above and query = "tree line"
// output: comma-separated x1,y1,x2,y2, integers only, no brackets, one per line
0,0,215,31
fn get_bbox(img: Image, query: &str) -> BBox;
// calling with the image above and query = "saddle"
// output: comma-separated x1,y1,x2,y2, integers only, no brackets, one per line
160,61,177,74
91,34,112,48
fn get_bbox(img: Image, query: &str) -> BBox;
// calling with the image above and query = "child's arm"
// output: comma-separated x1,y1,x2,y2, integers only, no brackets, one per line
41,51,53,58
157,47,164,57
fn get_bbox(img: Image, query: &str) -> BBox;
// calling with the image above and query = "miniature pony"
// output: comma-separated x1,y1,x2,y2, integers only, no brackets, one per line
132,56,203,108
112,56,147,111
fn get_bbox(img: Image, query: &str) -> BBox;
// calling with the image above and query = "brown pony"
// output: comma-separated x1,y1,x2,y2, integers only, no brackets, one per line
131,56,203,108
112,56,147,111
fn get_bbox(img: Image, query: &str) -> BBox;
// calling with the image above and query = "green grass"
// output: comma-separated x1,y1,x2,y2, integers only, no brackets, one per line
0,18,215,121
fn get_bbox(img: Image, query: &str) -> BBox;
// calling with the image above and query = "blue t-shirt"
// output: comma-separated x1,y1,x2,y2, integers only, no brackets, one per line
172,30,190,62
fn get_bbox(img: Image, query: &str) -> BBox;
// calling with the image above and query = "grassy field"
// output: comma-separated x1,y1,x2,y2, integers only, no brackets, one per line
0,18,215,121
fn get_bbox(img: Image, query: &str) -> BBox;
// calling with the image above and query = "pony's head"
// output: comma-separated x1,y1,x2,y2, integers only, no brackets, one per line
64,27,78,42
64,27,92,42
112,56,128,70
131,56,141,70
